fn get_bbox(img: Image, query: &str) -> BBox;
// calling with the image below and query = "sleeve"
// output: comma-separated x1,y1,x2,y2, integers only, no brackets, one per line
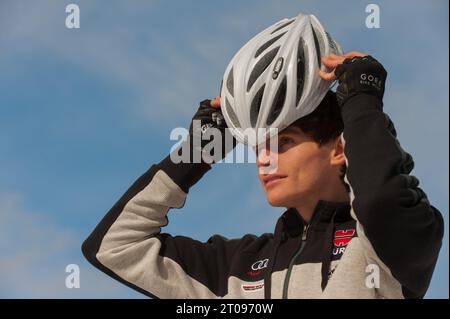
340,93,444,298
81,150,247,299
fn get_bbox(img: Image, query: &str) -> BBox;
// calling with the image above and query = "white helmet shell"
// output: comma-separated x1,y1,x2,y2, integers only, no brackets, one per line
220,13,343,147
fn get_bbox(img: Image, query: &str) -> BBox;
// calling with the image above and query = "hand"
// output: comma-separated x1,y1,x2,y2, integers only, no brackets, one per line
319,51,368,81
319,52,387,107
185,96,237,164
210,96,221,108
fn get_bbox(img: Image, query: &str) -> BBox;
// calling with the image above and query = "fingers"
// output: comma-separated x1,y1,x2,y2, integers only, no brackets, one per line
210,96,221,108
343,51,368,58
326,53,343,60
320,55,344,81
319,51,369,81
319,69,336,81
322,52,368,65
322,55,344,68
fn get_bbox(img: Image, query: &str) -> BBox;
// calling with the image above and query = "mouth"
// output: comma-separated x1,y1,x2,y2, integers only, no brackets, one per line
262,174,287,189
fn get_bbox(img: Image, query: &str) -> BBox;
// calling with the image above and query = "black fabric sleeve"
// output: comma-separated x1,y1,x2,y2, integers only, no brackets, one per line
341,93,444,298
157,148,212,193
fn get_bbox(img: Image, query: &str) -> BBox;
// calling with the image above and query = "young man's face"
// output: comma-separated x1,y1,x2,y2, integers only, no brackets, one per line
256,125,341,208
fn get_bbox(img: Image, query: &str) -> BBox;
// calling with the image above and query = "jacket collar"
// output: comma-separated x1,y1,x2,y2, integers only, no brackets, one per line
276,200,351,239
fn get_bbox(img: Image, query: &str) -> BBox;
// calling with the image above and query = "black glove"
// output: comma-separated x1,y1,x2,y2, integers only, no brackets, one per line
335,55,387,108
178,99,237,164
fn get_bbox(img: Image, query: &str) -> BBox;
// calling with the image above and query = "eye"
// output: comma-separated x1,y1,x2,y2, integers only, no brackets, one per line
279,136,294,145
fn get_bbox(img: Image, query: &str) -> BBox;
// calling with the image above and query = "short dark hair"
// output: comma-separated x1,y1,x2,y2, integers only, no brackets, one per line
289,91,349,192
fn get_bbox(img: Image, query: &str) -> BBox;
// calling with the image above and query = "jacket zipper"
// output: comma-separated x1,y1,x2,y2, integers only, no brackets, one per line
282,224,310,299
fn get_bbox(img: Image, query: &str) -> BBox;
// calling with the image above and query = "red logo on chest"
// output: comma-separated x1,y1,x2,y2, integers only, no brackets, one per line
333,229,355,247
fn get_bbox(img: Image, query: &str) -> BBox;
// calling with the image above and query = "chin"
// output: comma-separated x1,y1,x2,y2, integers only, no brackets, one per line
266,191,291,207
265,183,306,208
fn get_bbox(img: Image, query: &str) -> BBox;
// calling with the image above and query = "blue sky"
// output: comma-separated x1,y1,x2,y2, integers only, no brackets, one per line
0,0,448,298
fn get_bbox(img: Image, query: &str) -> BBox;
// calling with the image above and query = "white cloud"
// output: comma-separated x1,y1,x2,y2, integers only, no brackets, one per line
0,0,366,130
1,1,203,123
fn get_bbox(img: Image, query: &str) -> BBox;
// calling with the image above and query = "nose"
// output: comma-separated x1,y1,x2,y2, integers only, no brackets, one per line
256,147,271,167
256,145,278,174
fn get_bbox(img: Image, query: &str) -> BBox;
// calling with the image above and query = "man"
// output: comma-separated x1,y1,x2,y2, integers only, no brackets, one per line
82,14,443,299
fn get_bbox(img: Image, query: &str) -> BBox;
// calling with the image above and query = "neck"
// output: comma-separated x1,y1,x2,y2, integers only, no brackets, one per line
294,182,350,224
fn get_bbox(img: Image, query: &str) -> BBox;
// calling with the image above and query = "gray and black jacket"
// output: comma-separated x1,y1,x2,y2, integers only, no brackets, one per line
82,93,443,299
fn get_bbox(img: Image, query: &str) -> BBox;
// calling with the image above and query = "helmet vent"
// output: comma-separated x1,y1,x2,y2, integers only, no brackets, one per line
310,23,324,66
226,67,234,97
267,76,286,125
270,19,295,35
254,32,286,58
296,37,306,106
247,47,280,92
225,98,241,128
325,31,339,53
250,84,265,127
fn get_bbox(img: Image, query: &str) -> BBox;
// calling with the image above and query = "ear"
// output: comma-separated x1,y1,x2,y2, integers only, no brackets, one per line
330,135,346,167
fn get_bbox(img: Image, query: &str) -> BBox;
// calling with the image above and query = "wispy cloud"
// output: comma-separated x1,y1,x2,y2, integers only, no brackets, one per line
0,0,447,299
0,192,141,298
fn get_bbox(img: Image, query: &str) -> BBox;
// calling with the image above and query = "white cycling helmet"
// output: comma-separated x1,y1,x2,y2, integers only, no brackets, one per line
220,13,343,147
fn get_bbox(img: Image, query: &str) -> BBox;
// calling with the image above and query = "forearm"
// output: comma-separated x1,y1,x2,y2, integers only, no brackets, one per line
81,162,186,297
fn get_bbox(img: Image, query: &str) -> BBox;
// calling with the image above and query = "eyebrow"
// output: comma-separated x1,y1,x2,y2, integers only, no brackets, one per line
279,126,302,135
256,127,302,149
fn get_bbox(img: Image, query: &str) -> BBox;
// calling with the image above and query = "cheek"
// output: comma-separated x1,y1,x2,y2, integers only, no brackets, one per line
283,147,330,182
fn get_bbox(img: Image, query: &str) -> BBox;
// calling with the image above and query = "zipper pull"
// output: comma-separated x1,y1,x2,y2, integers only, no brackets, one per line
302,225,310,241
